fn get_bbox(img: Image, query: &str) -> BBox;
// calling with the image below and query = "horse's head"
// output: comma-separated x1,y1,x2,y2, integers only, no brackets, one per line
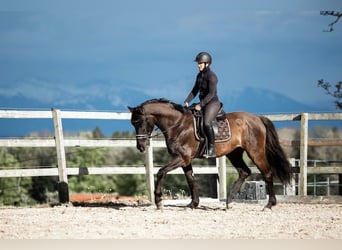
128,105,155,153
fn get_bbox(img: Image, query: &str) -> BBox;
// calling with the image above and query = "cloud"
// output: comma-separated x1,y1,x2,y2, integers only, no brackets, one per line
141,82,186,102
0,1,341,112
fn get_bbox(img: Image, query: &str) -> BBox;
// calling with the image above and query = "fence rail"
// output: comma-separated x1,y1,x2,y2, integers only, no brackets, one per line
0,109,341,203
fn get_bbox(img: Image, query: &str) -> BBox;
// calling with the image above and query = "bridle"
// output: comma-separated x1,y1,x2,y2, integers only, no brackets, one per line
131,108,154,140
132,107,183,140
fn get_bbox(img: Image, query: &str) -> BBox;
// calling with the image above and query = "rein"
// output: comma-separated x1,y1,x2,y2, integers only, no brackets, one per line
133,107,184,140
150,122,182,138
136,121,182,139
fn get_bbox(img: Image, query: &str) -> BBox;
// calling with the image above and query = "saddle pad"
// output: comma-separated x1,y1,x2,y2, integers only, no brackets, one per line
193,117,231,142
215,118,231,142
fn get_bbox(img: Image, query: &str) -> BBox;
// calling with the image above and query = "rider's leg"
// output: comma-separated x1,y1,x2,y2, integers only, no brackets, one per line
204,123,216,157
203,101,221,158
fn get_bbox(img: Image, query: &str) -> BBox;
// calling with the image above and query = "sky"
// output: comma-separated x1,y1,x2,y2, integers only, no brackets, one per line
0,0,342,112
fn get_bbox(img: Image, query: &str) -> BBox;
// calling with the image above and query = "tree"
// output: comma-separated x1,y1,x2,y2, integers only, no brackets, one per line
0,148,34,205
114,147,148,196
67,147,111,193
317,79,342,110
92,126,105,138
318,11,342,194
318,11,342,110
7,145,58,204
320,11,342,32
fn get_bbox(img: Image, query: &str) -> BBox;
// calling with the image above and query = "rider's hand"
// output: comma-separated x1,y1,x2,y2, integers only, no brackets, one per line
195,104,201,111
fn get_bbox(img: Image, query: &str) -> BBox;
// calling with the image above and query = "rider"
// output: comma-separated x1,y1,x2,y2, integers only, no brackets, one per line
184,52,221,158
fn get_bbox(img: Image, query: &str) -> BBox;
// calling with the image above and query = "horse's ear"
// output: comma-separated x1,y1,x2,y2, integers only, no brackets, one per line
128,106,134,112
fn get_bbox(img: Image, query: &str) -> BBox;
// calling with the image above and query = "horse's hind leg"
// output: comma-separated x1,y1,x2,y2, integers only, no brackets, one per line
226,148,251,209
248,153,276,210
253,158,276,210
182,164,199,208
263,176,276,210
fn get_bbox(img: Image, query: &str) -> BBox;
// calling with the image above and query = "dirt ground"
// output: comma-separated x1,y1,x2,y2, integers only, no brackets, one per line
0,197,341,239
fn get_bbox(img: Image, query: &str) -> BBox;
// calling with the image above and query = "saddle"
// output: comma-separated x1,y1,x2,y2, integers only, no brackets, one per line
188,103,231,157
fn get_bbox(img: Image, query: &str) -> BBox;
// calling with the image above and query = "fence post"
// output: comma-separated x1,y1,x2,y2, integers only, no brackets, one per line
145,140,155,203
299,112,308,196
217,156,227,200
52,109,69,203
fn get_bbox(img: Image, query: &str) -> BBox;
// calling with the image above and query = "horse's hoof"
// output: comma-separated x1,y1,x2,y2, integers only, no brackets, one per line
262,205,273,212
225,200,233,210
156,201,163,210
262,199,276,211
186,201,199,209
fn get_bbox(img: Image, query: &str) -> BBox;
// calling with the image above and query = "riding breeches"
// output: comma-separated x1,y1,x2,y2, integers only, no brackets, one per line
203,101,221,127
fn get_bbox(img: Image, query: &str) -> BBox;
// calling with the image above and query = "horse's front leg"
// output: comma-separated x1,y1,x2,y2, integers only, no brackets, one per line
154,157,184,209
182,164,199,208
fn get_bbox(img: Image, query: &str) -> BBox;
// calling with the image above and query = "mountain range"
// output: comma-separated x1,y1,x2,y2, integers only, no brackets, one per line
0,86,340,137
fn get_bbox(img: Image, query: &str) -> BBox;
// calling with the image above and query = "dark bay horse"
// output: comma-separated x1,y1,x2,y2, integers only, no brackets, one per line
128,98,293,210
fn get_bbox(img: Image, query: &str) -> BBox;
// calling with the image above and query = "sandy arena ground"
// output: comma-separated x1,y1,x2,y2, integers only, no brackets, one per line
0,197,341,239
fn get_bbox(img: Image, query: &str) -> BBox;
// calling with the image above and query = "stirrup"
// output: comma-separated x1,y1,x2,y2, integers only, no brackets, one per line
203,147,216,158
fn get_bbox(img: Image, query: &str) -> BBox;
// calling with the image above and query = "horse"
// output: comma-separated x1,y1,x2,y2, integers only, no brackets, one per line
128,98,293,210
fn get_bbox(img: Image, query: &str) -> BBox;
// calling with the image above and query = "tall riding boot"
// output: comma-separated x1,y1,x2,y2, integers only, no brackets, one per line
204,125,216,158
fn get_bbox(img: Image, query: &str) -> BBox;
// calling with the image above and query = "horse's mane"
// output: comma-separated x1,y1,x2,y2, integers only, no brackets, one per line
139,98,185,113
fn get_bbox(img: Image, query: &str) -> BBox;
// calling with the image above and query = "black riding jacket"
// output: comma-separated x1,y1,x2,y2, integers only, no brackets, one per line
184,67,219,107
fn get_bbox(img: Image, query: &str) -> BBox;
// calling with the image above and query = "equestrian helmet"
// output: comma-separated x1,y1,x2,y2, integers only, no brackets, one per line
194,52,212,64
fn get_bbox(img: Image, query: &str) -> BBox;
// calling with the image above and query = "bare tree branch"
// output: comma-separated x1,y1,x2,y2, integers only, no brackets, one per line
320,11,342,32
318,11,341,110
317,79,342,110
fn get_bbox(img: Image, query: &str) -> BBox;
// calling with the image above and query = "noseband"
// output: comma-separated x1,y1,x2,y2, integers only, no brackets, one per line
135,133,151,140
132,108,153,140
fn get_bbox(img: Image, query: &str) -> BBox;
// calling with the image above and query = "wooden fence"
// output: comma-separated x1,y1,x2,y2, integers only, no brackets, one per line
0,109,341,203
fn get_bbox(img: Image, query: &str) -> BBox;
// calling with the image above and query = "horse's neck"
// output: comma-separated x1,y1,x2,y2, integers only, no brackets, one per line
147,104,184,131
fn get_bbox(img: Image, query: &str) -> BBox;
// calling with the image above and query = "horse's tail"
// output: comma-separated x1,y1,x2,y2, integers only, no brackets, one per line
259,116,293,184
